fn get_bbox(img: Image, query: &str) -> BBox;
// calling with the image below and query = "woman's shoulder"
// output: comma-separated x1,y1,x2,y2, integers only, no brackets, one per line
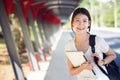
90,34,104,41
95,35,103,41
66,38,74,43
65,38,74,47
94,35,110,53
95,35,106,43
90,34,107,45
65,38,75,51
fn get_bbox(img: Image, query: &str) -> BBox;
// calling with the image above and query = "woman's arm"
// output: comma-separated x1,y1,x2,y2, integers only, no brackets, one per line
102,49,116,65
92,49,116,66
66,57,93,76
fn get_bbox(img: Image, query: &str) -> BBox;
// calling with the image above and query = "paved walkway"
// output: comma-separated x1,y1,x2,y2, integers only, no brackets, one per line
44,30,76,80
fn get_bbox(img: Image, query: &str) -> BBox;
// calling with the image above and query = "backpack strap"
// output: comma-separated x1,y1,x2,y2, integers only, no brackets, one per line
89,35,96,53
89,35,99,65
89,35,109,77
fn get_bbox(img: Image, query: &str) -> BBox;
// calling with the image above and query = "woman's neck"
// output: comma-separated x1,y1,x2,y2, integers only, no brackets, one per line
74,33,90,52
75,33,89,43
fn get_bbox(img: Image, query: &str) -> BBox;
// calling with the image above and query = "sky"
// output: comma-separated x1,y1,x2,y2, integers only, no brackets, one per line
97,0,111,2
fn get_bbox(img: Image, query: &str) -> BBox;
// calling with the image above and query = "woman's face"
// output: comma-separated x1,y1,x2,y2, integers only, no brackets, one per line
72,13,90,34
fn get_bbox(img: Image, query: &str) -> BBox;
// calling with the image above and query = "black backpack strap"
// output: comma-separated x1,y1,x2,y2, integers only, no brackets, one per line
89,35,109,77
89,35,96,53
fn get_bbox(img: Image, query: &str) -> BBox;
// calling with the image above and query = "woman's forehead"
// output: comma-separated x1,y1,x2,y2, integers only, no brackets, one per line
74,13,88,20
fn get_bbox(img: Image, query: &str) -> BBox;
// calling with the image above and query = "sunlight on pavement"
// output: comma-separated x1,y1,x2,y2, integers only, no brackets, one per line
27,61,50,80
27,30,63,80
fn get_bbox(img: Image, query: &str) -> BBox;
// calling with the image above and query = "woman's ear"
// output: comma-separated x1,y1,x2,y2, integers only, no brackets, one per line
72,27,74,30
72,27,75,32
87,21,91,32
88,21,91,27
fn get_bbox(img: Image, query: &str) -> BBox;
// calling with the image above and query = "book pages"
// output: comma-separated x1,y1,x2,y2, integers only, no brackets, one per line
66,51,96,78
66,51,86,67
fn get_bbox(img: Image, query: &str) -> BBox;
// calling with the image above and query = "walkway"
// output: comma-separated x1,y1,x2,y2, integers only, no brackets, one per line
44,30,76,80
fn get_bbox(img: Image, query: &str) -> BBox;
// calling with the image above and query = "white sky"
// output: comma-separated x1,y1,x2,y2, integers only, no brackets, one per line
97,0,111,2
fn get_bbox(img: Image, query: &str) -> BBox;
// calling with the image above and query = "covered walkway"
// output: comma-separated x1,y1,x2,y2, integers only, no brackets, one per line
0,0,120,80
0,0,81,80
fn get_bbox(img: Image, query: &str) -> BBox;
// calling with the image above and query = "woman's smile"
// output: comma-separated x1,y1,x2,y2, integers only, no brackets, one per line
77,27,85,30
77,27,85,31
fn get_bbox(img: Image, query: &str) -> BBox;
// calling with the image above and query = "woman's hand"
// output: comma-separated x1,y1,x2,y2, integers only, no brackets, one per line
81,60,93,70
91,53,103,66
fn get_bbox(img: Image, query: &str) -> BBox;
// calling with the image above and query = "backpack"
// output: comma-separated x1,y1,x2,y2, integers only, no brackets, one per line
89,35,120,80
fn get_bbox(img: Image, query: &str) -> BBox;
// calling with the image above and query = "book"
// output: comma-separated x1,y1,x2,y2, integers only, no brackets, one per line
66,51,96,77
66,51,86,67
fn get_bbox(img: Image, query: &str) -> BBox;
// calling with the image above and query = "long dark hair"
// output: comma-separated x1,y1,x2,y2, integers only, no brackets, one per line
71,7,91,32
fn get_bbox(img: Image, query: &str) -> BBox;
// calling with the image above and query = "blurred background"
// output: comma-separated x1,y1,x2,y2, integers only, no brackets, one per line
0,0,120,80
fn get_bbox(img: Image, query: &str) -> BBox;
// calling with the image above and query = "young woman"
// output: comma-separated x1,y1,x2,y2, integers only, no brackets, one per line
65,7,116,80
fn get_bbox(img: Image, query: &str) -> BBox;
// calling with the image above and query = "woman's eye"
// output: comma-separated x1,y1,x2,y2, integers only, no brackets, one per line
75,20,80,22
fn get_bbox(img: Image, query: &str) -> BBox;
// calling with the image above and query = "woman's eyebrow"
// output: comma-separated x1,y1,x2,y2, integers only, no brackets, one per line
74,18,88,21
74,17,80,19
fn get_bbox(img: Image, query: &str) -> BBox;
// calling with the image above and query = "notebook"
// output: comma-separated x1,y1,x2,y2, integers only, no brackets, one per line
66,51,96,77
66,51,86,67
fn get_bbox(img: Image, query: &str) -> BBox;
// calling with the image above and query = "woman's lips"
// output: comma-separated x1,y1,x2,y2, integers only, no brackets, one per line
77,27,84,30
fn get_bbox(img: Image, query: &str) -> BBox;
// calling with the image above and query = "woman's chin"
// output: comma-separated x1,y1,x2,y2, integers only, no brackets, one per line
76,31,85,34
78,29,85,32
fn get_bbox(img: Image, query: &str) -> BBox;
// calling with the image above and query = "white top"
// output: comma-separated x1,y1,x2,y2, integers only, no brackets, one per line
65,35,110,80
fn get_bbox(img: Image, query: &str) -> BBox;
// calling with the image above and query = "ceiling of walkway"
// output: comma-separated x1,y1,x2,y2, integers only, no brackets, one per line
35,0,83,23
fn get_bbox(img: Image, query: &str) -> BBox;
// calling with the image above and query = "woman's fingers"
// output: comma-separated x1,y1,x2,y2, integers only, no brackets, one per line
91,53,100,60
91,53,104,66
91,53,99,57
82,61,93,70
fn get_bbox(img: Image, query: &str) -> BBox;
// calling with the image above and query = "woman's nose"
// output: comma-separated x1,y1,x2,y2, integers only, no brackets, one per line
78,22,84,28
78,21,83,26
